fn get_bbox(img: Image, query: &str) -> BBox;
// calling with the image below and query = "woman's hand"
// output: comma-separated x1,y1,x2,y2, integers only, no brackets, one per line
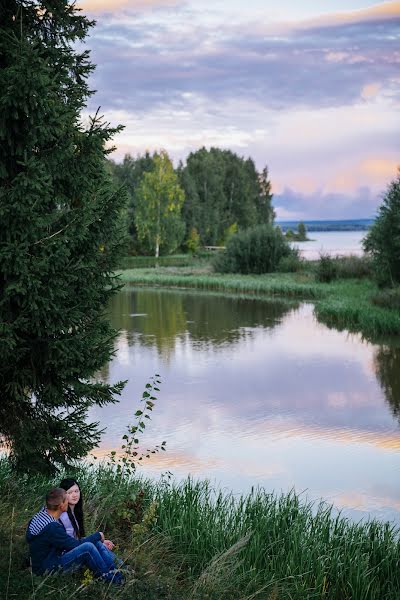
103,539,115,550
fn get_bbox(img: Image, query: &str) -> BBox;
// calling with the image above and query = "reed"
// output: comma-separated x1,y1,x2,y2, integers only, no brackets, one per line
119,269,322,299
1,460,399,599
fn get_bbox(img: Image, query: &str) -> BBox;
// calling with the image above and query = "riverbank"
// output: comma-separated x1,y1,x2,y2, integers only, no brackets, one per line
1,459,399,600
119,266,400,340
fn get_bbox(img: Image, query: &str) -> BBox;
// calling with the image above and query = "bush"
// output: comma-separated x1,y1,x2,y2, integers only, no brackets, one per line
213,225,294,274
334,255,372,279
277,251,303,273
363,173,400,286
371,287,400,310
316,254,338,283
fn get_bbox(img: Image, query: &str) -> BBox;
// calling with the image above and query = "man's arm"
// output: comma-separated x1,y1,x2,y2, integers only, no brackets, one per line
46,523,82,551
46,523,102,550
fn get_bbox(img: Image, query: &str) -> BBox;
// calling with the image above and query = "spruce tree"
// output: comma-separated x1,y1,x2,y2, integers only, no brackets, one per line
0,1,127,474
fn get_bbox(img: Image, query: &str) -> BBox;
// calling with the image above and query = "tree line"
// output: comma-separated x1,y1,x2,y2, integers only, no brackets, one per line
108,148,275,257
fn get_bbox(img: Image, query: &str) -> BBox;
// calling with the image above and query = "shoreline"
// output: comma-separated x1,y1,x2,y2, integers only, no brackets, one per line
1,459,399,599
118,267,400,341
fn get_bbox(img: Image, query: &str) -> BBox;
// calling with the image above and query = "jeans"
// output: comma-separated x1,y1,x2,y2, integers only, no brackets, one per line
95,541,120,570
58,542,111,577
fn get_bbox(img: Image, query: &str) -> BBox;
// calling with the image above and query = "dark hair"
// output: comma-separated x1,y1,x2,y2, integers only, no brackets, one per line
59,478,86,538
46,488,66,511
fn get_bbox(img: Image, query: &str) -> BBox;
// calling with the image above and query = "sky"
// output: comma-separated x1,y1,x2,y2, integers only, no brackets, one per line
77,0,400,220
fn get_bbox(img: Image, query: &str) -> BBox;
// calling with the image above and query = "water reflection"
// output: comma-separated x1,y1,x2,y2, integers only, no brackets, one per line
109,287,297,354
374,346,400,425
93,288,400,524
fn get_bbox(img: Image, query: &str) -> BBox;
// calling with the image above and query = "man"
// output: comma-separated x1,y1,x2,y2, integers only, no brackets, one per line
26,487,123,584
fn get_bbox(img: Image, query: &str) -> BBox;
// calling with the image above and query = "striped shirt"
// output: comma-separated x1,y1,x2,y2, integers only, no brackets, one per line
28,507,58,536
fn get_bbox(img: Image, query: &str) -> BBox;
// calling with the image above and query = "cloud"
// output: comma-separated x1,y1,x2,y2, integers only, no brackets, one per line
77,0,181,12
293,1,400,30
86,4,400,117
274,186,380,220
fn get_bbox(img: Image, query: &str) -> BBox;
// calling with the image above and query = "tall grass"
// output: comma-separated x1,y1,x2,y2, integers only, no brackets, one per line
119,269,322,299
1,460,399,599
119,255,201,269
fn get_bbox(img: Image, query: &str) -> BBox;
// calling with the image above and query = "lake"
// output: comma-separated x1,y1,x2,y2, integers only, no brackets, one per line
293,230,366,259
92,286,400,525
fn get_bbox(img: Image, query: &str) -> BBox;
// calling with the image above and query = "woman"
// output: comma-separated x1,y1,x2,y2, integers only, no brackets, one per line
59,478,120,569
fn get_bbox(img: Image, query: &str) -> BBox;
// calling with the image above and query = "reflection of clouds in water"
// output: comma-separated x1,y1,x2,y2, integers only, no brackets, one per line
115,332,130,367
96,288,400,523
92,447,220,474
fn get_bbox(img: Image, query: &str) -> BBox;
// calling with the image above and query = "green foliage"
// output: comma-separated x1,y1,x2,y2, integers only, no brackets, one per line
179,148,274,245
134,151,185,257
257,165,275,224
333,255,372,279
108,152,155,254
186,227,201,255
297,221,307,241
107,375,166,479
120,254,198,269
277,251,303,272
371,287,400,310
0,1,127,474
363,172,400,286
213,225,294,274
316,254,338,283
218,222,238,246
1,460,400,599
285,222,308,241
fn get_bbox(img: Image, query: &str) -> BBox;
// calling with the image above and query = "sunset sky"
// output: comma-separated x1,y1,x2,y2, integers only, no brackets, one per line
78,0,400,220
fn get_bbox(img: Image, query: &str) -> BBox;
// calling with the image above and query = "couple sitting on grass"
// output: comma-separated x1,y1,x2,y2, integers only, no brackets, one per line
26,478,124,585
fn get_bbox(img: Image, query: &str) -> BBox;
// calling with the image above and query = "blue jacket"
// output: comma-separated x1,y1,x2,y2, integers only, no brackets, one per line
26,507,101,575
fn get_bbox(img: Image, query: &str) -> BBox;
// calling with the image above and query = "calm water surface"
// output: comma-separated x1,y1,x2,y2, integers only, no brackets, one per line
293,230,366,259
92,287,400,524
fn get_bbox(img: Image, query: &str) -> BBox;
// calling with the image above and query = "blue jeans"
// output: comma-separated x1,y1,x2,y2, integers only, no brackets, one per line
58,542,111,577
95,541,120,570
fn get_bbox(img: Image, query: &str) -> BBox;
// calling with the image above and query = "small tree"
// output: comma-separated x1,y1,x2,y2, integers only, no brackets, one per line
363,172,400,286
297,221,308,241
257,165,275,224
186,227,201,255
135,151,185,257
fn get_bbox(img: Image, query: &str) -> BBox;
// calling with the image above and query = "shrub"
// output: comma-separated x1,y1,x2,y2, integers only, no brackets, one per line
316,254,338,283
186,227,201,255
363,172,400,286
277,251,303,273
334,255,372,279
213,225,294,274
371,287,400,310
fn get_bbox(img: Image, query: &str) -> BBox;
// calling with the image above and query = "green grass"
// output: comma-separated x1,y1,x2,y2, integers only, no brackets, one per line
118,266,400,340
1,460,399,600
119,254,210,269
119,268,323,299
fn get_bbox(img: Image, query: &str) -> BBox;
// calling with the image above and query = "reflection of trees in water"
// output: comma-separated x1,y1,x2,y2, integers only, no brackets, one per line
374,346,400,425
182,293,296,346
108,288,296,359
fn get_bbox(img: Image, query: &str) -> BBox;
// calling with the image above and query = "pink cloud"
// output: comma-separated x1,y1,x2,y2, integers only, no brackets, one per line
294,1,400,30
77,0,180,13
